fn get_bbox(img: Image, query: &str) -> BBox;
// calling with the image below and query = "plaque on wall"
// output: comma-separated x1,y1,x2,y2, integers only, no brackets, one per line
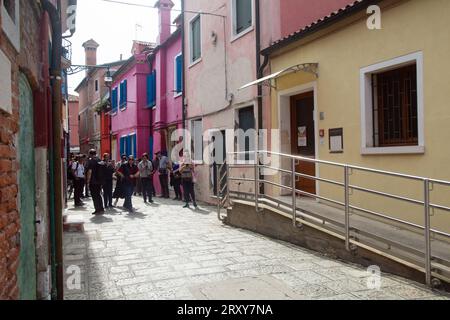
329,128,344,153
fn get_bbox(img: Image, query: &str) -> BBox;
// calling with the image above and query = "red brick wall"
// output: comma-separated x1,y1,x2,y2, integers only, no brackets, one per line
0,29,21,301
0,0,45,300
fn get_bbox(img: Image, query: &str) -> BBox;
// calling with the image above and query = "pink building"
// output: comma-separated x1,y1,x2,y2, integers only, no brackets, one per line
110,42,154,161
147,1,183,161
111,0,183,194
183,0,354,203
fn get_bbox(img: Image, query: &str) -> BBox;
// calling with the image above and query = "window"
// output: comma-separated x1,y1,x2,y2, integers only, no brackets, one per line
374,64,417,147
360,52,424,154
95,79,99,92
1,0,20,51
119,80,127,109
191,119,203,162
120,134,137,158
111,87,118,113
190,15,201,63
4,0,15,22
174,53,183,96
233,0,253,36
237,106,255,161
146,71,156,107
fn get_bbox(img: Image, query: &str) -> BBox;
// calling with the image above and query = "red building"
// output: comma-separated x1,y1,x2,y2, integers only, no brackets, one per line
68,94,80,153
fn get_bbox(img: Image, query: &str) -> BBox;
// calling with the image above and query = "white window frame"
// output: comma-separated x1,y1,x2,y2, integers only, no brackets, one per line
231,0,255,42
360,52,425,155
1,0,20,51
173,52,182,98
190,118,204,164
189,14,202,67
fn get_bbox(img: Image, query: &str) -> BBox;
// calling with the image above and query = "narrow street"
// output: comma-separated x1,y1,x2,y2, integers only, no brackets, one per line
63,197,449,300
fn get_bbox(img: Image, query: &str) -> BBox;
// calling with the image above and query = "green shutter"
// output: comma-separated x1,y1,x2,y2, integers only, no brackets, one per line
176,55,183,93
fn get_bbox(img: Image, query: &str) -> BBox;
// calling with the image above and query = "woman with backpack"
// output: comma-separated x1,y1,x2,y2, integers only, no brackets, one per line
180,151,198,209
113,154,127,206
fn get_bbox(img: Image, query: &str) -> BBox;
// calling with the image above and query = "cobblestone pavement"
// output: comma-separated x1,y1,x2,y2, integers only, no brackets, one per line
63,196,450,300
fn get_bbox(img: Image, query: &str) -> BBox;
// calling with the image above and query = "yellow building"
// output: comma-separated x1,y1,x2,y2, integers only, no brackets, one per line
253,0,450,234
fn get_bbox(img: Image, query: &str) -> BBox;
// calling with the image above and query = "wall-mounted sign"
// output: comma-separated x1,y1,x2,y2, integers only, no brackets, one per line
329,128,344,153
298,126,307,147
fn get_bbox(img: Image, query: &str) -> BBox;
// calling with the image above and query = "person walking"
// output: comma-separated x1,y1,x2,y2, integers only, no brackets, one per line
117,155,139,212
72,155,85,207
86,149,106,215
83,154,90,198
138,153,154,204
113,155,127,206
171,162,183,201
102,153,114,209
180,152,198,209
156,151,171,198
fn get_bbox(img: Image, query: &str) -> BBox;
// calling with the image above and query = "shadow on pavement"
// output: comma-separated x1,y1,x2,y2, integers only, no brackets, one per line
90,215,114,224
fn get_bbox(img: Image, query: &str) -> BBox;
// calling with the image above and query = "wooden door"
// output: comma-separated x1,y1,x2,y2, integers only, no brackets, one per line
18,73,37,299
291,92,316,195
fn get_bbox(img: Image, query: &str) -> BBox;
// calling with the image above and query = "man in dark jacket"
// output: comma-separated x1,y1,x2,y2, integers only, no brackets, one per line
102,153,114,209
117,155,139,212
86,149,106,215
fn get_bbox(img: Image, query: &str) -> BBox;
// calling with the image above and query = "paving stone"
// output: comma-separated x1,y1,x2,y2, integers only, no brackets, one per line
64,195,449,300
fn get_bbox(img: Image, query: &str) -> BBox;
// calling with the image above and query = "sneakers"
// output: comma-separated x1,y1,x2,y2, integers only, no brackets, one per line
183,203,190,208
92,210,105,215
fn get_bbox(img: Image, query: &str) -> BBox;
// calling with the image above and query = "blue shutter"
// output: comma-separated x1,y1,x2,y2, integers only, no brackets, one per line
149,71,156,107
149,136,154,160
176,55,183,93
126,135,132,156
123,80,128,107
120,136,125,156
146,74,152,107
132,134,137,158
112,88,118,113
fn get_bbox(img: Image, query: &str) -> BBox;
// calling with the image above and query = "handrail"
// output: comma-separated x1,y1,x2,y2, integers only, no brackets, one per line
223,150,450,287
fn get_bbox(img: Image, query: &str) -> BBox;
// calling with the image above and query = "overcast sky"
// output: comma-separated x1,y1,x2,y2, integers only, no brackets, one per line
67,0,181,95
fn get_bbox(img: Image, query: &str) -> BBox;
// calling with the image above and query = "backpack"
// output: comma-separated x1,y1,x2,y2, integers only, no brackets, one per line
68,162,78,180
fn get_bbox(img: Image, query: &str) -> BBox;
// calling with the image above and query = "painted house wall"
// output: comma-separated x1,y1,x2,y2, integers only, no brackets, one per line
111,56,152,160
151,32,183,152
184,0,354,203
184,0,258,202
68,97,79,152
269,0,450,233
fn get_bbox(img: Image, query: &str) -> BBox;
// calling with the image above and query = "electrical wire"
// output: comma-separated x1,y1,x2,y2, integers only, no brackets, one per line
99,0,226,17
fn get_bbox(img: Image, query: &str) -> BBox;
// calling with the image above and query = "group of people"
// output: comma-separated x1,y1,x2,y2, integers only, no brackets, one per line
68,149,198,215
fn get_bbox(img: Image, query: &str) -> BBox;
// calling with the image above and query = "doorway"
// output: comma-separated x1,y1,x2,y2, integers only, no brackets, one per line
211,130,227,197
18,73,37,299
290,91,316,195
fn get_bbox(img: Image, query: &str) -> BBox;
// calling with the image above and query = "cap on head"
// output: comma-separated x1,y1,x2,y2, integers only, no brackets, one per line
89,149,97,156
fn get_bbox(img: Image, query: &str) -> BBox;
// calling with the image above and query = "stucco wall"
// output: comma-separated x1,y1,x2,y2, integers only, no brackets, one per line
269,0,450,232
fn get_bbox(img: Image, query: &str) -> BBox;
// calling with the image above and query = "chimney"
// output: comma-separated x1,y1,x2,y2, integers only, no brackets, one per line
155,0,174,45
82,39,99,73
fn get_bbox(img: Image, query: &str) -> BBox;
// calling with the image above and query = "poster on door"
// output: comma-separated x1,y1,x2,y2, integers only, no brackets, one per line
298,126,307,147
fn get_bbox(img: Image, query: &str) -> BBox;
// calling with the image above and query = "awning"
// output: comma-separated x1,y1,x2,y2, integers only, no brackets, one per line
238,63,319,91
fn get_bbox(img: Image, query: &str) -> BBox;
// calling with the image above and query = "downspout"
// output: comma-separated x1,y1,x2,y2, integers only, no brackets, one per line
255,0,267,194
181,0,186,131
42,0,64,300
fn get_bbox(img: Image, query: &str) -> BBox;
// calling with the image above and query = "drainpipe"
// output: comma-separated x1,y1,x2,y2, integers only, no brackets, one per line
181,0,186,131
255,0,267,194
42,0,64,300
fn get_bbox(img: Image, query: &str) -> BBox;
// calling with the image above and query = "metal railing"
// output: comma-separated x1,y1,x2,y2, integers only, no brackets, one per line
219,150,450,287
